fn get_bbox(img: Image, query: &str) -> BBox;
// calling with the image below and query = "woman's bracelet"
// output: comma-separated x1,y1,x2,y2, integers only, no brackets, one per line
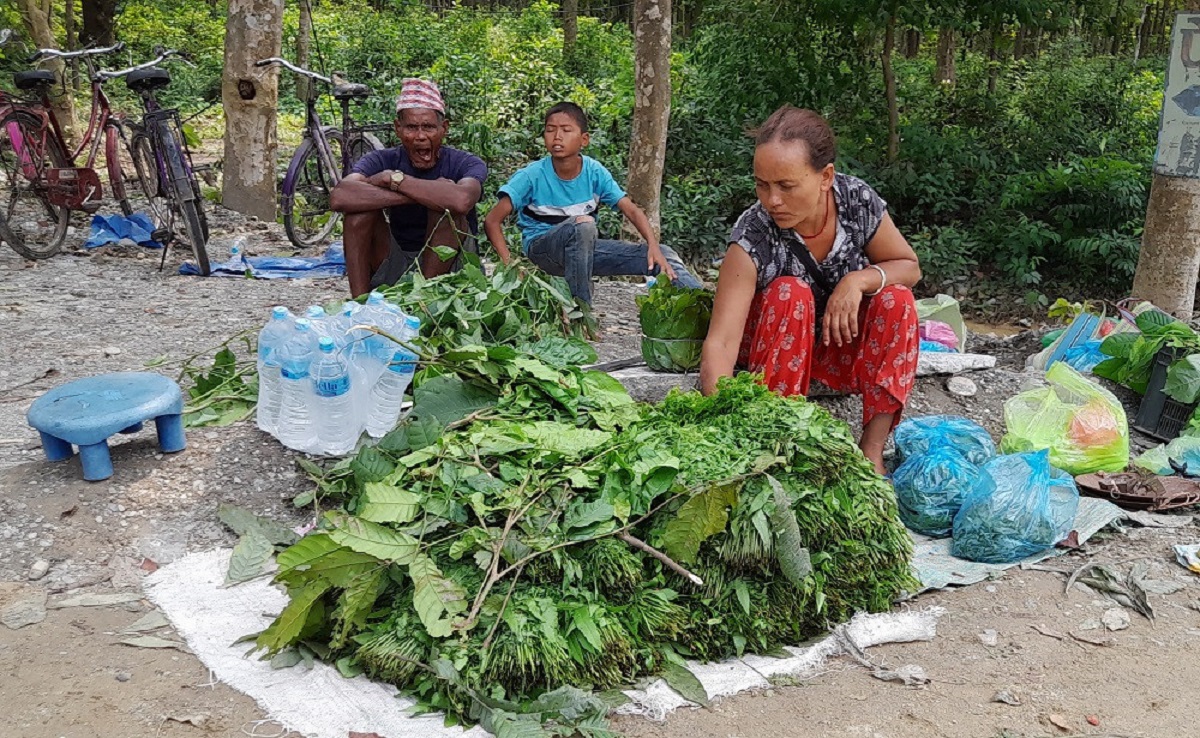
864,264,887,296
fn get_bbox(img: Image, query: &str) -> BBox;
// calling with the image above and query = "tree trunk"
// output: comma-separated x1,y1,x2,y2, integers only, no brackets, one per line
1134,3,1150,61
883,14,899,162
80,0,117,46
64,0,79,91
1013,25,1026,60
1111,0,1127,55
1133,175,1200,316
903,28,920,58
562,0,578,69
1133,3,1200,317
987,29,999,96
625,0,672,236
14,0,76,142
222,0,283,221
935,27,956,85
296,0,314,101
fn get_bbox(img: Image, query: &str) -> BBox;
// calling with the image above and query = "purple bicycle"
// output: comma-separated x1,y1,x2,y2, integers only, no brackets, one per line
256,58,386,249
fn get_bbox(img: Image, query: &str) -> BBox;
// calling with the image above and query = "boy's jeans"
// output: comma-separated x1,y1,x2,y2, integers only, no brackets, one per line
526,219,703,304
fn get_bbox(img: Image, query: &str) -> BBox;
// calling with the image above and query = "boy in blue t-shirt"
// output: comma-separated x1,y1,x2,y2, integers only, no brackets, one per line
483,102,701,304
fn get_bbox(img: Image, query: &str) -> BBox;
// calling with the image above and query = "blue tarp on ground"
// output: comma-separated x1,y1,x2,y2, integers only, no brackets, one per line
179,242,346,279
85,213,162,249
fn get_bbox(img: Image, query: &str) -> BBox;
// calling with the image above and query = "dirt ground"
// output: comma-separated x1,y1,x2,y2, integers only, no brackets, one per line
1,211,1197,738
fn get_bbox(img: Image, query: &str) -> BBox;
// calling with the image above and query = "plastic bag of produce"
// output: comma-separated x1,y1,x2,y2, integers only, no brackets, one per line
893,447,982,537
1134,444,1173,475
1000,362,1128,475
636,281,713,373
894,415,996,466
951,451,1078,563
919,320,959,351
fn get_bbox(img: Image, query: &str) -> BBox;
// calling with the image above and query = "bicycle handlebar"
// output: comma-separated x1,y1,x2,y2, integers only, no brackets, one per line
96,49,190,81
27,41,124,63
255,57,332,85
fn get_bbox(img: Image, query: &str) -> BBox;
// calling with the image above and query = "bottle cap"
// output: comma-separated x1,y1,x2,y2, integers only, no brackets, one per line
272,306,289,320
295,318,312,331
318,336,335,351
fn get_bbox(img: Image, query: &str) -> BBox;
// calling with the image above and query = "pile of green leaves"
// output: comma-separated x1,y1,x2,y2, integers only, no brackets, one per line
253,336,914,733
376,255,598,353
180,257,593,429
635,281,714,372
1094,310,1200,395
150,335,258,428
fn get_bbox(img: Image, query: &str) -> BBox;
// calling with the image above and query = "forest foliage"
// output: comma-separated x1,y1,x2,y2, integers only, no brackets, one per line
0,0,1172,303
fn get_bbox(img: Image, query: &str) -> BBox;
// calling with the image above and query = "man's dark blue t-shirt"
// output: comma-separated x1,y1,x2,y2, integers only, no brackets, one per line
351,146,488,250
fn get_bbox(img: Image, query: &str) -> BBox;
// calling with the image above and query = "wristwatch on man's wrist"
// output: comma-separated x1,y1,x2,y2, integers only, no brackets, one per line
389,170,405,192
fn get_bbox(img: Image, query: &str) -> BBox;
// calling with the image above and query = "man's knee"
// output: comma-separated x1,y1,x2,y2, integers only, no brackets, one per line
569,218,598,243
344,210,384,233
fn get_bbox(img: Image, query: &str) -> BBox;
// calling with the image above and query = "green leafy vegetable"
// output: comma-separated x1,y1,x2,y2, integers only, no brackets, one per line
1166,354,1200,404
636,281,714,372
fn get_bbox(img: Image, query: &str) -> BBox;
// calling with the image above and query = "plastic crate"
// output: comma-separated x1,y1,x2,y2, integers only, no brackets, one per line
1133,346,1198,441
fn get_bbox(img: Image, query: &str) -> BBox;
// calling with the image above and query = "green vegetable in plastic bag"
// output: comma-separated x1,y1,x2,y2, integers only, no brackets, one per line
636,280,714,372
951,451,1079,564
1000,362,1129,475
1134,444,1172,475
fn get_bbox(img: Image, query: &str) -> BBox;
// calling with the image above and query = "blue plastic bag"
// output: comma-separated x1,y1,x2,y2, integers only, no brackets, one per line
919,339,954,354
1061,340,1106,373
893,447,982,538
894,415,997,466
951,450,1079,564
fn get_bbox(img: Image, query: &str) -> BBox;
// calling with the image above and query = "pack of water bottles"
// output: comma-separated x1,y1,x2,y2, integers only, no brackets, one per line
254,291,421,455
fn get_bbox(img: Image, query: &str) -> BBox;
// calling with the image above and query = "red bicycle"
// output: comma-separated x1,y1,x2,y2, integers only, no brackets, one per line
0,41,139,258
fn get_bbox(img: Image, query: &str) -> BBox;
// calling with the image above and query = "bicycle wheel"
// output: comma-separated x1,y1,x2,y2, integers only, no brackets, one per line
0,110,71,259
282,129,343,249
155,121,210,275
105,123,133,217
346,131,385,168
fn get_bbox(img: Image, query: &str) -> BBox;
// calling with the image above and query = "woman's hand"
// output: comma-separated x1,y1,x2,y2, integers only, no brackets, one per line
821,272,869,347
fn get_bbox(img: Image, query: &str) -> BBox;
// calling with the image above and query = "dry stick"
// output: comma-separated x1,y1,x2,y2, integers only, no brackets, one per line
617,531,703,586
459,475,535,630
481,562,526,651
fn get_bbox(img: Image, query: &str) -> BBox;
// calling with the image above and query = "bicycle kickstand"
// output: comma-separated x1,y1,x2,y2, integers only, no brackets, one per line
154,229,174,272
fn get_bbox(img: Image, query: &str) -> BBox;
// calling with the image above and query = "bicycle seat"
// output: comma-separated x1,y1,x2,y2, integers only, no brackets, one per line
14,70,56,90
126,67,171,93
332,82,370,100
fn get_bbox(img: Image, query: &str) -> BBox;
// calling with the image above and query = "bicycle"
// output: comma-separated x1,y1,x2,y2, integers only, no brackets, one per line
102,48,212,275
255,57,387,249
0,41,132,259
0,43,211,274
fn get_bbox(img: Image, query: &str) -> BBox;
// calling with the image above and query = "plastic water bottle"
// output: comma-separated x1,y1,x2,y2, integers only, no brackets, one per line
311,336,359,455
304,305,329,341
359,292,400,384
276,318,317,450
255,306,293,434
227,236,247,270
365,344,418,438
400,314,422,344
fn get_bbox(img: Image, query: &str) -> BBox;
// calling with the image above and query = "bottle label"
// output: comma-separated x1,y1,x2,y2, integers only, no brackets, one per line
281,364,309,380
315,374,351,397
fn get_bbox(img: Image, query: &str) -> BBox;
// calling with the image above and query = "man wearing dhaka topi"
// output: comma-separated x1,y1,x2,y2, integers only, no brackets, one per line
331,78,488,297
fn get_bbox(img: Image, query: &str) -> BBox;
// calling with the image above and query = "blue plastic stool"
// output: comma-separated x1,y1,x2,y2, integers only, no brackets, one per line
26,372,186,481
